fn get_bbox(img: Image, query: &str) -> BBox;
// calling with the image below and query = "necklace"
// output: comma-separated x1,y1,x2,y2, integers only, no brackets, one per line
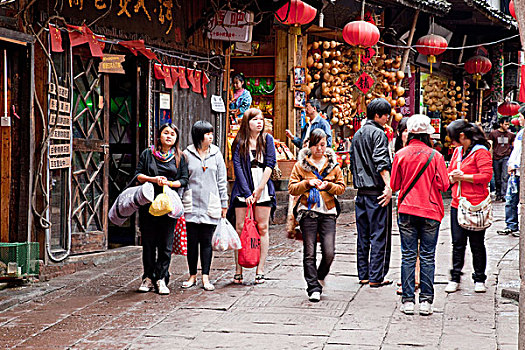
198,147,210,172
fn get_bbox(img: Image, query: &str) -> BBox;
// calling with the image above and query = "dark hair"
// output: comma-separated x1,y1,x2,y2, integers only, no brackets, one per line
519,104,525,117
233,73,245,86
232,108,267,160
499,116,510,125
157,123,183,167
367,98,391,120
191,120,214,149
309,128,327,147
407,133,432,148
394,117,409,152
447,119,490,155
306,99,321,112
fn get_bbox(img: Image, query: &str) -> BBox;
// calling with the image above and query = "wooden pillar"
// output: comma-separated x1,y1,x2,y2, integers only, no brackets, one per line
274,28,288,143
287,29,296,148
0,124,10,242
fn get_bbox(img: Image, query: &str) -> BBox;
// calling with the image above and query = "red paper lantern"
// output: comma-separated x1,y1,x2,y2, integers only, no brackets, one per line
510,0,516,19
498,101,520,116
512,117,520,126
343,21,380,69
416,34,448,74
275,0,317,27
465,55,492,88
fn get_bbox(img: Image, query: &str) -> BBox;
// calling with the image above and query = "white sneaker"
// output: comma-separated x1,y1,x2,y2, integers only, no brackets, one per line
474,282,486,293
445,281,459,293
156,279,170,295
309,292,321,302
138,277,154,292
400,301,415,315
419,301,433,315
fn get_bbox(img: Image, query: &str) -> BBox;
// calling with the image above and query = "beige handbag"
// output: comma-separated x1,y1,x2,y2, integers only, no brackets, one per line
457,181,493,231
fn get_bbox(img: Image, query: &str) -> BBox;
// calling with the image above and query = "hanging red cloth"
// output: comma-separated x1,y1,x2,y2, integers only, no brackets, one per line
191,69,202,94
177,66,189,89
201,71,211,98
66,24,103,57
520,65,525,103
170,66,180,87
154,63,174,89
49,24,64,53
119,40,158,61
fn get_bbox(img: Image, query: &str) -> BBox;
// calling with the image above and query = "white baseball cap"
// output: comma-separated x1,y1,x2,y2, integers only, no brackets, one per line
407,114,435,134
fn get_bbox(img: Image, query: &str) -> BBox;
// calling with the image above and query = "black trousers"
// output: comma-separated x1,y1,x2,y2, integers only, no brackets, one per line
300,212,336,296
186,222,216,275
355,194,392,283
140,209,176,283
450,207,487,283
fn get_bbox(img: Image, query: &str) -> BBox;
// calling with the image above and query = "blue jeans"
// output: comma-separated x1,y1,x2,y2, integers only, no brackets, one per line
398,214,440,304
493,156,509,197
505,176,520,231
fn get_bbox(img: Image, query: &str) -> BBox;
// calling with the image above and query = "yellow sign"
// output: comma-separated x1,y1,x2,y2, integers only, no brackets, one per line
99,54,126,74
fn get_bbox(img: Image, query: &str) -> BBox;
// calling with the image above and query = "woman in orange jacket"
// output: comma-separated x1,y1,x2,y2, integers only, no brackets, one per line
288,129,346,302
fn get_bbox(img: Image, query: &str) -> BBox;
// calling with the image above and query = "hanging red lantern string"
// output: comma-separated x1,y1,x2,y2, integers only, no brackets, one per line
497,101,520,116
509,0,516,20
464,55,492,89
415,34,448,74
342,20,380,70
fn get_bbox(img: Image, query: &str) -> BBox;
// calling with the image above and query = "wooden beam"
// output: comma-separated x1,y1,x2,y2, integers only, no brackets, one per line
287,29,295,149
274,28,288,144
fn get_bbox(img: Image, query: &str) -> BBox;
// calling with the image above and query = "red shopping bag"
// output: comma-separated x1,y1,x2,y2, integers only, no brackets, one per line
172,215,187,256
238,204,260,268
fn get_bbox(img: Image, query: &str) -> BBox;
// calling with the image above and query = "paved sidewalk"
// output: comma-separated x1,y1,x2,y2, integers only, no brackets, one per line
0,201,519,349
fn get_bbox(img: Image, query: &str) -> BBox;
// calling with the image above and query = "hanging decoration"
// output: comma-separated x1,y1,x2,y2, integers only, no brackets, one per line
154,63,174,88
464,55,492,89
119,40,158,61
510,0,516,20
275,0,317,35
415,34,448,74
497,101,520,116
49,24,64,53
66,24,104,57
342,20,380,70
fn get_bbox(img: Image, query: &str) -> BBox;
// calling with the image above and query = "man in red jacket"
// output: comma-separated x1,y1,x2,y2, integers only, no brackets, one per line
391,114,449,316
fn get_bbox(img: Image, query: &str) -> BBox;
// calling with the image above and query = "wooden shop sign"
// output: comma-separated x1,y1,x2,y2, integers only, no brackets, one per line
49,113,71,127
49,156,71,169
49,144,71,156
99,54,126,74
50,128,71,140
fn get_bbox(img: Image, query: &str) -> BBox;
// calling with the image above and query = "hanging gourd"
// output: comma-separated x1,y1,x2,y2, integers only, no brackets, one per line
497,101,520,116
415,34,448,74
342,20,380,70
464,55,492,89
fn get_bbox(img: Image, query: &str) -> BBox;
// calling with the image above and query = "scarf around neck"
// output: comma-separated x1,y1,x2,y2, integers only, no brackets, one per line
151,145,175,162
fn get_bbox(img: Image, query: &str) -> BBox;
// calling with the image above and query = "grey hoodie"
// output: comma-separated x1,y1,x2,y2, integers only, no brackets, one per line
182,144,228,225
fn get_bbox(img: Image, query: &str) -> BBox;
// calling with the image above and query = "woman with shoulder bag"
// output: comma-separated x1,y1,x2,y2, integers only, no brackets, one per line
390,115,449,315
135,123,188,295
288,129,346,302
182,121,229,291
445,120,493,294
228,108,277,285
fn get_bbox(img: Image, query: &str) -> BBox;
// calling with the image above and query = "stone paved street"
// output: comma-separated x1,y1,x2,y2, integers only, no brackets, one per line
0,200,519,349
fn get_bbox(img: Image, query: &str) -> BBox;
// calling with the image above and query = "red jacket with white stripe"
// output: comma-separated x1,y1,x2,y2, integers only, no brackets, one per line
391,140,450,222
448,145,493,208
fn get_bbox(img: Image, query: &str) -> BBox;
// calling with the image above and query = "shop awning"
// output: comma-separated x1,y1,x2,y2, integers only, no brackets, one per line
0,27,34,46
368,0,451,16
453,0,517,29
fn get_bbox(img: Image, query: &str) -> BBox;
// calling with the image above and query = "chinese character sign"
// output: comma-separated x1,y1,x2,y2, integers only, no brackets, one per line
208,10,254,42
355,72,374,94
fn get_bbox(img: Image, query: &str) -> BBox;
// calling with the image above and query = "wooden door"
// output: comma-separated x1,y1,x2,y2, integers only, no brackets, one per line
70,54,109,253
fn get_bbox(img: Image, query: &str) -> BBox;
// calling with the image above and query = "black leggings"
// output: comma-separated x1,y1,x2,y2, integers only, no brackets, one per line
186,222,216,275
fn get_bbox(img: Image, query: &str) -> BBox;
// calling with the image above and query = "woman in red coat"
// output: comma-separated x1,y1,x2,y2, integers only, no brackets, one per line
445,120,493,294
391,115,449,316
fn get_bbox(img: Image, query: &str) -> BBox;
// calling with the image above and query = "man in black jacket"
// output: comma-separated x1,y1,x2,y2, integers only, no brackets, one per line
350,98,393,288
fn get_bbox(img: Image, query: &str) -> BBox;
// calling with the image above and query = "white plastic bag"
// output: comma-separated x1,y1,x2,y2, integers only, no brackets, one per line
166,186,184,219
212,218,242,252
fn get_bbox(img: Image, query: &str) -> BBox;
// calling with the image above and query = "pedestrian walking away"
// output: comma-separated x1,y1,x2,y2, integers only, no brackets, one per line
391,115,449,315
349,98,393,288
227,108,277,285
498,107,524,237
445,120,493,294
181,121,229,292
135,123,189,295
288,129,346,302
488,116,515,201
